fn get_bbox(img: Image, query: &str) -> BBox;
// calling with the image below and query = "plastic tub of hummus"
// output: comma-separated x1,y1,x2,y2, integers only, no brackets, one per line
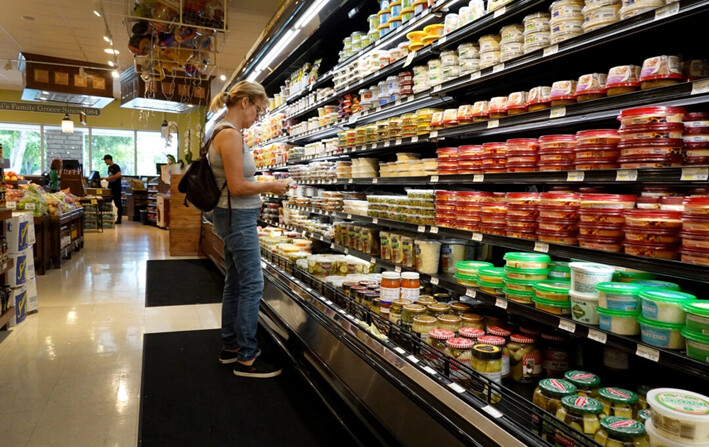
569,262,615,296
569,289,600,324
575,73,607,102
606,65,641,96
640,288,696,324
646,388,709,445
582,3,620,32
597,307,640,335
595,282,643,311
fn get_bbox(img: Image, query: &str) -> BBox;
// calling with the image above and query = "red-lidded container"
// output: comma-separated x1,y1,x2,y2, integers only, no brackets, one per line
438,168,460,175
636,196,661,210
506,219,539,230
481,217,508,226
482,142,508,157
483,159,508,171
574,145,620,161
579,194,636,209
683,111,709,124
437,147,460,160
624,241,679,260
578,236,623,252
684,156,709,165
537,229,579,245
617,106,685,126
507,155,539,165
578,224,625,238
507,164,538,172
680,231,709,250
457,191,495,203
540,193,580,207
618,154,683,168
506,192,540,205
579,208,626,225
538,219,579,233
576,129,620,145
683,197,709,217
435,190,458,202
539,153,576,163
485,224,509,236
659,196,686,212
458,145,483,158
618,123,685,140
437,216,458,228
640,186,677,197
623,209,683,229
575,160,620,170
471,101,490,120
507,228,539,240
527,86,552,110
539,205,579,220
538,162,575,171
617,138,683,157
625,227,682,244
436,203,458,213
507,138,540,154
679,247,709,266
459,160,482,170
507,204,540,219
458,205,482,215
539,134,577,151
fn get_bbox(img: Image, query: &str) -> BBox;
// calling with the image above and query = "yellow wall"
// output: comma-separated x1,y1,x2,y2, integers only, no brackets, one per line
0,89,207,157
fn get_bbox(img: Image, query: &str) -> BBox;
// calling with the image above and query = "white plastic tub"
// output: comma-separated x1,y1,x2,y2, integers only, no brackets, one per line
647,388,709,445
569,289,600,324
569,262,616,296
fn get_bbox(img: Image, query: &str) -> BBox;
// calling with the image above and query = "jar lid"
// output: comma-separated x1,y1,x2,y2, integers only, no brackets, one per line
450,302,471,312
461,313,485,323
488,326,512,337
638,408,651,423
539,378,578,396
428,303,451,312
510,334,535,343
459,327,485,339
600,417,645,436
533,280,572,294
477,335,506,346
446,337,474,349
564,370,601,387
413,315,437,324
638,289,696,304
472,343,502,360
503,252,551,263
401,272,420,280
478,267,506,278
429,328,455,340
382,272,401,280
598,387,639,404
595,282,643,295
541,332,566,341
520,326,542,337
403,303,426,313
561,395,605,414
438,314,462,324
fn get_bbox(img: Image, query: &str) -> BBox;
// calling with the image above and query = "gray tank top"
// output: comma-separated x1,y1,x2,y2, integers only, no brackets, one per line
208,122,262,209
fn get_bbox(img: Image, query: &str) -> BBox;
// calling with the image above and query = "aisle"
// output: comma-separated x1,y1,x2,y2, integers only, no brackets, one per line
0,222,221,447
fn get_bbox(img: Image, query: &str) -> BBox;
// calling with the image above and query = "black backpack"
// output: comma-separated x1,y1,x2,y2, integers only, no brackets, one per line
178,125,231,212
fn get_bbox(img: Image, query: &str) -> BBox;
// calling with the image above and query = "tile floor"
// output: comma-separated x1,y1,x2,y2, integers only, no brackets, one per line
0,222,221,447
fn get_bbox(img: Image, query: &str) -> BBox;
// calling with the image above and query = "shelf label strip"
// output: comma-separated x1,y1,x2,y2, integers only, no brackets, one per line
655,1,679,20
466,288,477,298
681,167,709,181
423,366,437,375
495,297,508,309
558,320,576,333
473,174,485,182
483,405,504,418
448,382,466,394
472,233,484,242
616,169,638,181
636,345,660,362
534,242,550,253
394,346,406,355
407,354,420,364
430,277,439,285
567,171,584,182
587,329,607,344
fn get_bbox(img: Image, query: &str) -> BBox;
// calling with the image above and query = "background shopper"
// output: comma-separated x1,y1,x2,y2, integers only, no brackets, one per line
209,81,290,378
49,158,61,192
102,154,123,224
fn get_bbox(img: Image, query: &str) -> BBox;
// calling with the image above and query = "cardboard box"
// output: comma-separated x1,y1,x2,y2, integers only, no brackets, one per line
5,211,35,253
7,249,35,287
12,286,27,325
25,277,38,313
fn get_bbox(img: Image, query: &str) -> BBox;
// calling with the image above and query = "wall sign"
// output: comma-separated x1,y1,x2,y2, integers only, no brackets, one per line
0,101,101,116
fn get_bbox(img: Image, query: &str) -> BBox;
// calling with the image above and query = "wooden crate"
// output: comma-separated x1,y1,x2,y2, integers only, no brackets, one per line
169,174,204,256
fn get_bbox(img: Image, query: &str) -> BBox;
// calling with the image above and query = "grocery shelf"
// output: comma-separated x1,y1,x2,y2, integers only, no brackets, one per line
289,133,433,164
285,71,335,105
289,122,348,145
0,258,14,276
287,93,339,121
353,90,452,127
437,0,709,99
251,134,291,151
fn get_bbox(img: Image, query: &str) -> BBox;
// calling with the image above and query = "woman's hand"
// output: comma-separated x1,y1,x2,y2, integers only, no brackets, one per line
269,179,290,195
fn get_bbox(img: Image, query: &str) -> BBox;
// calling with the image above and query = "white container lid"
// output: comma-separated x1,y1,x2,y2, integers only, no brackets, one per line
644,419,688,447
401,272,420,280
569,262,616,275
647,388,709,425
382,271,401,280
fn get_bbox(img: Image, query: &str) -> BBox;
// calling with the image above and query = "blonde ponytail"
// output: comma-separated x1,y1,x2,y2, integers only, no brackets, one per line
210,80,268,113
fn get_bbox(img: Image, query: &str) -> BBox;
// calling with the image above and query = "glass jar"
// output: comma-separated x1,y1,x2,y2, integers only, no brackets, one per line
597,387,640,419
389,299,409,325
508,333,542,383
541,332,570,377
438,314,462,332
450,301,472,315
446,337,474,367
594,416,649,447
471,344,502,384
555,395,604,444
427,303,451,318
412,315,437,344
564,370,601,398
401,272,420,302
478,335,509,379
461,313,485,330
380,271,401,304
429,328,456,352
401,303,426,331
533,378,578,440
417,295,437,306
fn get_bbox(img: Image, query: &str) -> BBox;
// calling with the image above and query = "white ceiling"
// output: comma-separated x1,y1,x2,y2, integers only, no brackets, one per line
0,0,283,96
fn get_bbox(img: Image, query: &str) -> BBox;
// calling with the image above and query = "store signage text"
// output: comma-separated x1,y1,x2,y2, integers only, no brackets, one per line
0,101,101,116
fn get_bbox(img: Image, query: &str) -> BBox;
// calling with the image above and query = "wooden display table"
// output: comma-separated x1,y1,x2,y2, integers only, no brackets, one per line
33,216,51,275
169,174,203,256
49,208,84,269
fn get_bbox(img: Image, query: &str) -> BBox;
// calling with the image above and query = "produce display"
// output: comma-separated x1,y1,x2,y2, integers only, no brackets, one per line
4,184,82,217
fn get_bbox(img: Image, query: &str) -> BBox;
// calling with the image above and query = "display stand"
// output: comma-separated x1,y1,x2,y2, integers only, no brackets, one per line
169,174,202,256
0,209,15,331
49,208,84,269
32,215,51,275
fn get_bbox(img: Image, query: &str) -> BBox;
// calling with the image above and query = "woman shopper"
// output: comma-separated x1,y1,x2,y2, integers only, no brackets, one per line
209,81,290,378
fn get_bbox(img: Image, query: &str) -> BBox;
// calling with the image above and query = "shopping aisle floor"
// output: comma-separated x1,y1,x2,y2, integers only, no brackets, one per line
0,222,222,447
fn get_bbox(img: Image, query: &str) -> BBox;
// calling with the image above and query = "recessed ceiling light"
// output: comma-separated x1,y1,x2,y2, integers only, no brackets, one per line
42,91,49,94
21,16,35,21
108,60,115,67
111,70,119,78
103,35,111,43
104,49,119,55
219,73,227,81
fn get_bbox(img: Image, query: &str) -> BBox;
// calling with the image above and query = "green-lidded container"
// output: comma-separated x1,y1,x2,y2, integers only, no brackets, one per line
597,387,640,419
503,276,540,293
533,296,571,316
454,272,478,287
555,395,605,442
455,260,493,276
477,279,504,295
597,307,640,336
613,268,656,282
548,261,571,279
640,288,697,324
502,287,534,304
684,301,709,335
478,267,506,284
504,266,550,281
503,252,551,269
681,327,709,362
564,370,601,398
533,280,571,303
595,282,644,312
637,409,651,424
630,279,680,291
594,416,646,446
638,316,685,350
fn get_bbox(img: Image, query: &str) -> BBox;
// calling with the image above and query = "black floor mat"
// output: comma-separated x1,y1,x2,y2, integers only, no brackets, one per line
145,259,224,307
139,329,360,447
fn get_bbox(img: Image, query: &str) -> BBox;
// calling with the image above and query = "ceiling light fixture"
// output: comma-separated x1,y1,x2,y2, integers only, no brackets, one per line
93,10,101,17
111,70,119,78
93,0,102,17
103,35,111,43
294,0,331,29
104,48,119,55
61,113,74,134
107,60,115,67
256,29,299,72
219,71,227,81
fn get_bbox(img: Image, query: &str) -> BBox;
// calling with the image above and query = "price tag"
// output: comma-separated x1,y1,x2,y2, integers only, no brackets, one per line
348,179,354,184
394,346,407,355
692,79,709,95
470,71,482,81
438,35,447,45
430,277,439,285
417,225,426,233
411,135,419,143
616,169,638,181
492,63,505,73
559,320,576,333
375,106,382,113
682,167,709,181
395,266,402,273
483,405,504,419
550,106,566,119
493,6,506,17
330,243,335,249
534,242,550,253
370,257,377,264
487,119,500,129
408,355,421,364
430,226,439,234
448,382,466,394
372,178,379,184
372,143,378,149
423,366,437,375
396,138,402,145
655,1,679,20
567,171,585,182
372,218,379,224
407,95,414,103
433,85,442,93
430,130,439,139
326,300,333,305
430,175,439,183
344,248,350,254
374,70,381,77
472,233,483,242
347,214,352,219
395,99,402,106
404,51,417,67
636,345,660,362
466,288,477,298
587,329,607,344
473,174,485,183
384,141,391,147
538,43,560,58
90,199,98,205
25,203,36,210
302,230,307,237
495,297,508,309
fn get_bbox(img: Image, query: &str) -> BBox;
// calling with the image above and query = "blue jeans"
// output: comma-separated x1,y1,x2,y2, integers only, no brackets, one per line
213,207,263,361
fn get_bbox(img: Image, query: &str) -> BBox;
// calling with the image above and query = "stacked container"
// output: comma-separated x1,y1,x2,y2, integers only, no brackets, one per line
458,145,484,174
4,211,37,326
506,138,539,172
435,190,458,229
623,210,682,260
482,142,507,173
578,193,636,252
479,33,501,69
503,253,552,305
441,50,460,82
480,193,508,235
457,191,494,231
437,147,459,175
538,193,580,246
500,24,524,63
680,197,709,265
549,0,584,44
458,43,480,76
522,13,551,54
574,129,621,170
617,106,685,168
581,0,620,33
538,134,577,171
506,193,540,241
682,111,709,165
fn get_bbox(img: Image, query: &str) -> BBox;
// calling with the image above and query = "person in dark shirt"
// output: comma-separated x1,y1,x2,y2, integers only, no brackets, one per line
102,154,123,224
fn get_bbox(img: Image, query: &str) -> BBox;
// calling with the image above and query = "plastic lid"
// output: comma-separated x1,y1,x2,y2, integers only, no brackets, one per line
638,289,696,304
580,193,637,202
561,395,604,414
533,296,572,308
598,387,639,404
472,343,502,360
549,261,571,271
459,327,485,339
488,326,512,337
539,134,577,142
429,328,455,340
596,307,640,317
478,267,506,278
502,287,535,297
503,252,551,263
683,301,709,317
618,122,685,133
618,107,686,119
477,335,506,346
382,272,401,280
564,370,601,388
600,417,645,437
401,272,420,280
510,334,535,343
617,138,684,148
533,280,572,294
628,280,679,292
504,276,543,286
595,282,643,296
576,129,619,137
446,337,474,349
638,315,684,330
504,266,551,275
539,378,578,396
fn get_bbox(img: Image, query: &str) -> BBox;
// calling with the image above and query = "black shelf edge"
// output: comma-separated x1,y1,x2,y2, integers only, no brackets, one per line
251,134,292,151
355,90,453,127
289,133,433,164
438,0,709,97
287,94,340,121
289,122,347,145
285,71,335,105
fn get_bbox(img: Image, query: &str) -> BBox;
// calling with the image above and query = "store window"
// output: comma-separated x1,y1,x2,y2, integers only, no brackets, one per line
43,125,89,174
0,123,42,175
90,128,136,176
136,131,178,176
